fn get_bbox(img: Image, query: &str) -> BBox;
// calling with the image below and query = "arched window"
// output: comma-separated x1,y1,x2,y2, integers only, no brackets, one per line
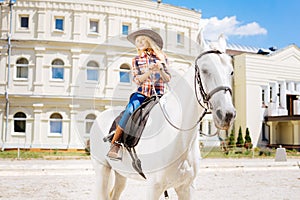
51,59,64,80
16,58,29,79
14,112,26,133
50,113,63,134
85,114,96,134
119,64,131,83
86,61,99,81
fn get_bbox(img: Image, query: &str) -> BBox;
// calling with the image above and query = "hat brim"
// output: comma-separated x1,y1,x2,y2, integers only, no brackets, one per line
127,29,163,49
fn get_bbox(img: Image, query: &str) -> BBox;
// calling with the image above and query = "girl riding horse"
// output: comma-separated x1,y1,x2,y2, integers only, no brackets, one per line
107,29,171,160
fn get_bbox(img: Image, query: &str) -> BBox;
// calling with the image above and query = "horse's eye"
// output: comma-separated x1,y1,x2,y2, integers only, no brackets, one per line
230,71,234,76
202,69,208,74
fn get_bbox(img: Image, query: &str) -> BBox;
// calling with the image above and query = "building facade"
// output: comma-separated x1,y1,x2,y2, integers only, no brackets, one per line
233,45,300,149
0,0,203,150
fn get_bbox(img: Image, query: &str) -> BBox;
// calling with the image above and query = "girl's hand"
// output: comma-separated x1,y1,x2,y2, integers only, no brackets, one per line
149,63,160,72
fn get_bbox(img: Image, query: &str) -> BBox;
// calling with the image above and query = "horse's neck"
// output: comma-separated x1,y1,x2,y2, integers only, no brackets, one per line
165,67,201,123
142,67,201,148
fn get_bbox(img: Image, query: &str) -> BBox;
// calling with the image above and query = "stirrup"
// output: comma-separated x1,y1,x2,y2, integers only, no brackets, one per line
107,143,123,161
103,131,115,143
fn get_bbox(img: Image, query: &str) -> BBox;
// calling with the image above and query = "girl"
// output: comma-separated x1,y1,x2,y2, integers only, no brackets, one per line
107,29,171,160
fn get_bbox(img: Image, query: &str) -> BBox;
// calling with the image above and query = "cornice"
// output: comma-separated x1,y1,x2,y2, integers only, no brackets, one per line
15,0,200,28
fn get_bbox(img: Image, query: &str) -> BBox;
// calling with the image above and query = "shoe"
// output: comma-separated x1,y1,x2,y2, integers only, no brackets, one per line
107,143,122,161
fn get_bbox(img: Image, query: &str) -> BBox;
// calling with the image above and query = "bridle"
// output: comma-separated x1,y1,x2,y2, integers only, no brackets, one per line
194,50,232,110
154,50,233,132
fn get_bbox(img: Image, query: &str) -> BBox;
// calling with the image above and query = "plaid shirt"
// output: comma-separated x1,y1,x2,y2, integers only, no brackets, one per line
131,52,170,97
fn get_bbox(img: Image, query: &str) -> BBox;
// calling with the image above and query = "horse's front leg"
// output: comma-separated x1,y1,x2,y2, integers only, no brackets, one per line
110,171,127,200
91,158,111,200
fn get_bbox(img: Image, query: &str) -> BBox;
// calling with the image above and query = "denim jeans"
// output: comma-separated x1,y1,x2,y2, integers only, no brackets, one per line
118,92,147,130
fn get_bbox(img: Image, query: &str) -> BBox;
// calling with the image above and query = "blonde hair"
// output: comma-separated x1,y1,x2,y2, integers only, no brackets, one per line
136,36,166,62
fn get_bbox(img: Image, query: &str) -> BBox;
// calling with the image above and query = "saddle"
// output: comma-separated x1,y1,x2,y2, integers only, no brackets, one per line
103,95,160,179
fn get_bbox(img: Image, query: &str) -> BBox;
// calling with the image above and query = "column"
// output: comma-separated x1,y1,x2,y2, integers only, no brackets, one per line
33,47,45,94
31,103,43,148
268,121,278,145
291,121,300,145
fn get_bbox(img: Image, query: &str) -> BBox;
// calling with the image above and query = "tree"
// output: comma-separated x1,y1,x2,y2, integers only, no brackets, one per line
228,129,235,147
236,126,244,147
244,128,253,149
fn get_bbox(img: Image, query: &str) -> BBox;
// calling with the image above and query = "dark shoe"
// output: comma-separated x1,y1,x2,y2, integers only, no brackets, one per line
107,143,122,161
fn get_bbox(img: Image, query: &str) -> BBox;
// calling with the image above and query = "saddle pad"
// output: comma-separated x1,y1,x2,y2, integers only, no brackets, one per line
106,95,159,148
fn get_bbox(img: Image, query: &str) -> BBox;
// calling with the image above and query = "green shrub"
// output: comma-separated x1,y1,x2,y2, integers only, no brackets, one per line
244,128,253,149
228,129,235,147
236,126,244,147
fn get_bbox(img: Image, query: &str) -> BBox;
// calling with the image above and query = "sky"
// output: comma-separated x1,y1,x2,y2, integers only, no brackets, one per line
161,0,300,49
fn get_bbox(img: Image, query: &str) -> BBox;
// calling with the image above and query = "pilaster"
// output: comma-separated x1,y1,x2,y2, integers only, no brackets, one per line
72,12,81,40
69,48,81,94
31,103,43,148
33,47,45,94
68,104,83,149
0,5,9,38
37,10,46,38
104,53,115,98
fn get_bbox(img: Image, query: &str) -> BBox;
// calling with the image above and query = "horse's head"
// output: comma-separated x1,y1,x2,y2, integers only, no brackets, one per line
196,30,236,130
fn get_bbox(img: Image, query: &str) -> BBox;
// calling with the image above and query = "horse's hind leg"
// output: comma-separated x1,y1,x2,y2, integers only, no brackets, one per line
110,171,127,200
175,184,192,200
92,158,111,200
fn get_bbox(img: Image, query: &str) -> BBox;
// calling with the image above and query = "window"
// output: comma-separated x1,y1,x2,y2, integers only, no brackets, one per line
50,113,63,134
16,58,29,79
51,59,64,80
14,112,26,133
177,32,184,45
89,20,99,33
119,64,131,83
55,17,64,31
20,16,29,29
199,122,203,136
85,114,96,134
86,61,99,81
122,24,130,35
262,89,266,106
270,86,273,102
208,121,212,135
278,84,281,106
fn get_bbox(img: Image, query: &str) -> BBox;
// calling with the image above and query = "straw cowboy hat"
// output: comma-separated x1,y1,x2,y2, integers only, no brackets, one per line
127,29,163,49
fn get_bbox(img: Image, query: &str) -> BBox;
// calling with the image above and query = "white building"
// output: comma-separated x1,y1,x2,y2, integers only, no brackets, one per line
233,45,300,149
2,0,298,151
0,0,203,150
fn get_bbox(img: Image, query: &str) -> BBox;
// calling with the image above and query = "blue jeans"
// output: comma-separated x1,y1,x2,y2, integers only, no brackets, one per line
118,92,147,130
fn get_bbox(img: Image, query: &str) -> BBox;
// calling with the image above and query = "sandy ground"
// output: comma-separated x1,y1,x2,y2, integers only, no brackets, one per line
0,158,299,200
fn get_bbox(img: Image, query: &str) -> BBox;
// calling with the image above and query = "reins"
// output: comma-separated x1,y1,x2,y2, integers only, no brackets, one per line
152,50,233,132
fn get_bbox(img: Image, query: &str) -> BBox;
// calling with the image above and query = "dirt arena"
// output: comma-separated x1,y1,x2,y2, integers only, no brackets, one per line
0,158,299,200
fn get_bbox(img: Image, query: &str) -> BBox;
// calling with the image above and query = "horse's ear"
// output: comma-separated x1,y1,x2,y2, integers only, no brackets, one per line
218,33,227,53
197,19,209,50
197,28,207,50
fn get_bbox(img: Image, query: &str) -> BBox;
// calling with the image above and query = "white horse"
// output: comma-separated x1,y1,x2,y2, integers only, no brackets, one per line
90,31,236,200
